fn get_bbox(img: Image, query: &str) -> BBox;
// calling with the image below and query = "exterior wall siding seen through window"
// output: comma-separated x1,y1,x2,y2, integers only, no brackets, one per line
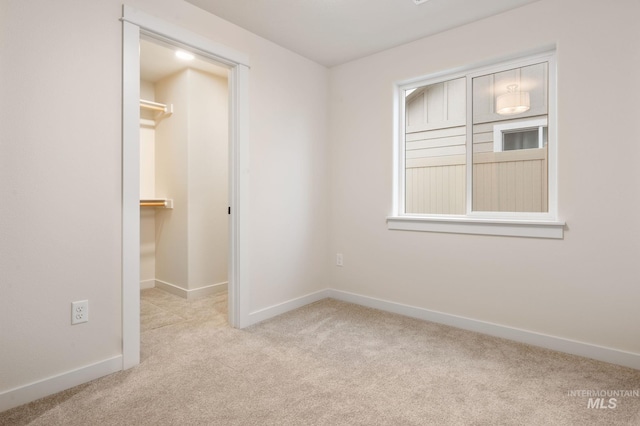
402,52,554,218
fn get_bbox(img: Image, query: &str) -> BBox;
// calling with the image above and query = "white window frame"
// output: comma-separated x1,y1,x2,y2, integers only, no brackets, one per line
388,49,565,239
493,118,547,152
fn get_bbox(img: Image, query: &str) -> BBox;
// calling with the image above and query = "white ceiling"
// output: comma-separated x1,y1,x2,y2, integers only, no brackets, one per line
140,37,229,83
185,0,540,67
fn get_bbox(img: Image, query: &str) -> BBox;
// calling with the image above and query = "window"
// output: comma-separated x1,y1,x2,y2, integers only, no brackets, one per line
389,50,564,238
493,118,547,152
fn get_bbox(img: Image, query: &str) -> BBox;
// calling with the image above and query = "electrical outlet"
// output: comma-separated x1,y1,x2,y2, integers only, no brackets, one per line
71,300,89,325
336,253,344,267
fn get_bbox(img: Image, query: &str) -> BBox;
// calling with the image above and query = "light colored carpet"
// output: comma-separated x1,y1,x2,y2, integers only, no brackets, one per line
2,288,640,425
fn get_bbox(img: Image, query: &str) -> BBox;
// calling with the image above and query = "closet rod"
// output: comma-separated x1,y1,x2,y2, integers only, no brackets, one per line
140,199,173,208
140,200,166,207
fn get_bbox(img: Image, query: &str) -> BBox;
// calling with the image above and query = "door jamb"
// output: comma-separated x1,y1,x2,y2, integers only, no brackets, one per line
121,5,250,369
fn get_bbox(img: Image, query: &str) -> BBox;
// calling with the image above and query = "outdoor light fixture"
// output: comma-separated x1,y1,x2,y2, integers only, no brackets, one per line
496,84,530,115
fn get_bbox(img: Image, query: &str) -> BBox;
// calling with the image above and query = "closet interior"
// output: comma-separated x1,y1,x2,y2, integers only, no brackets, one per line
139,37,230,300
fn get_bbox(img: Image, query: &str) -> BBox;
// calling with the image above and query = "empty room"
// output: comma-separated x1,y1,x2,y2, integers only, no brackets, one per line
1,0,639,424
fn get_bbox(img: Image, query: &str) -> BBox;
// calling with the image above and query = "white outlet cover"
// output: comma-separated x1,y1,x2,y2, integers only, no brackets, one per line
71,300,89,325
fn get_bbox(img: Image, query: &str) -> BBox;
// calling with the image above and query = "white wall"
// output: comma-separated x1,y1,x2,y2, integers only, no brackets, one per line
187,70,228,290
328,0,640,355
0,0,328,403
140,80,157,202
0,0,124,399
155,70,190,290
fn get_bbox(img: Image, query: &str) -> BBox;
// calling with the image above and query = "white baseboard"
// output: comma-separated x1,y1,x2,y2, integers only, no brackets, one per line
155,280,228,300
245,289,330,326
328,289,640,370
0,355,122,413
140,279,155,290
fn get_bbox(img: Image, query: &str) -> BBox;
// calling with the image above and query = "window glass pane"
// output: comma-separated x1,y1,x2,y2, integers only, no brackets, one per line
472,62,549,213
503,129,538,151
404,78,466,214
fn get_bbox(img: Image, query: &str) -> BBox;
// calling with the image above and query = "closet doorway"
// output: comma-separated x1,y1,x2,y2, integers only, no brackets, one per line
139,37,230,303
122,6,250,370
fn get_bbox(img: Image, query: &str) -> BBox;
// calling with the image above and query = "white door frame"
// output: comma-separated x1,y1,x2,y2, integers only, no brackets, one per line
121,5,250,369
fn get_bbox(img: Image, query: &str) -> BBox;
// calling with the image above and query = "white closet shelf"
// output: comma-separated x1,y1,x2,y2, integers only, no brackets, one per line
140,198,174,209
140,99,173,122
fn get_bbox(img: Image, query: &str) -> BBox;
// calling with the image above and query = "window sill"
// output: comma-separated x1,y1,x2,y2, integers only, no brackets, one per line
387,215,565,239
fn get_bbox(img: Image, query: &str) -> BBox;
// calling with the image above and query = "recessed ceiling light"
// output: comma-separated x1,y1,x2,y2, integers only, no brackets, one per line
175,50,195,61
413,0,430,4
